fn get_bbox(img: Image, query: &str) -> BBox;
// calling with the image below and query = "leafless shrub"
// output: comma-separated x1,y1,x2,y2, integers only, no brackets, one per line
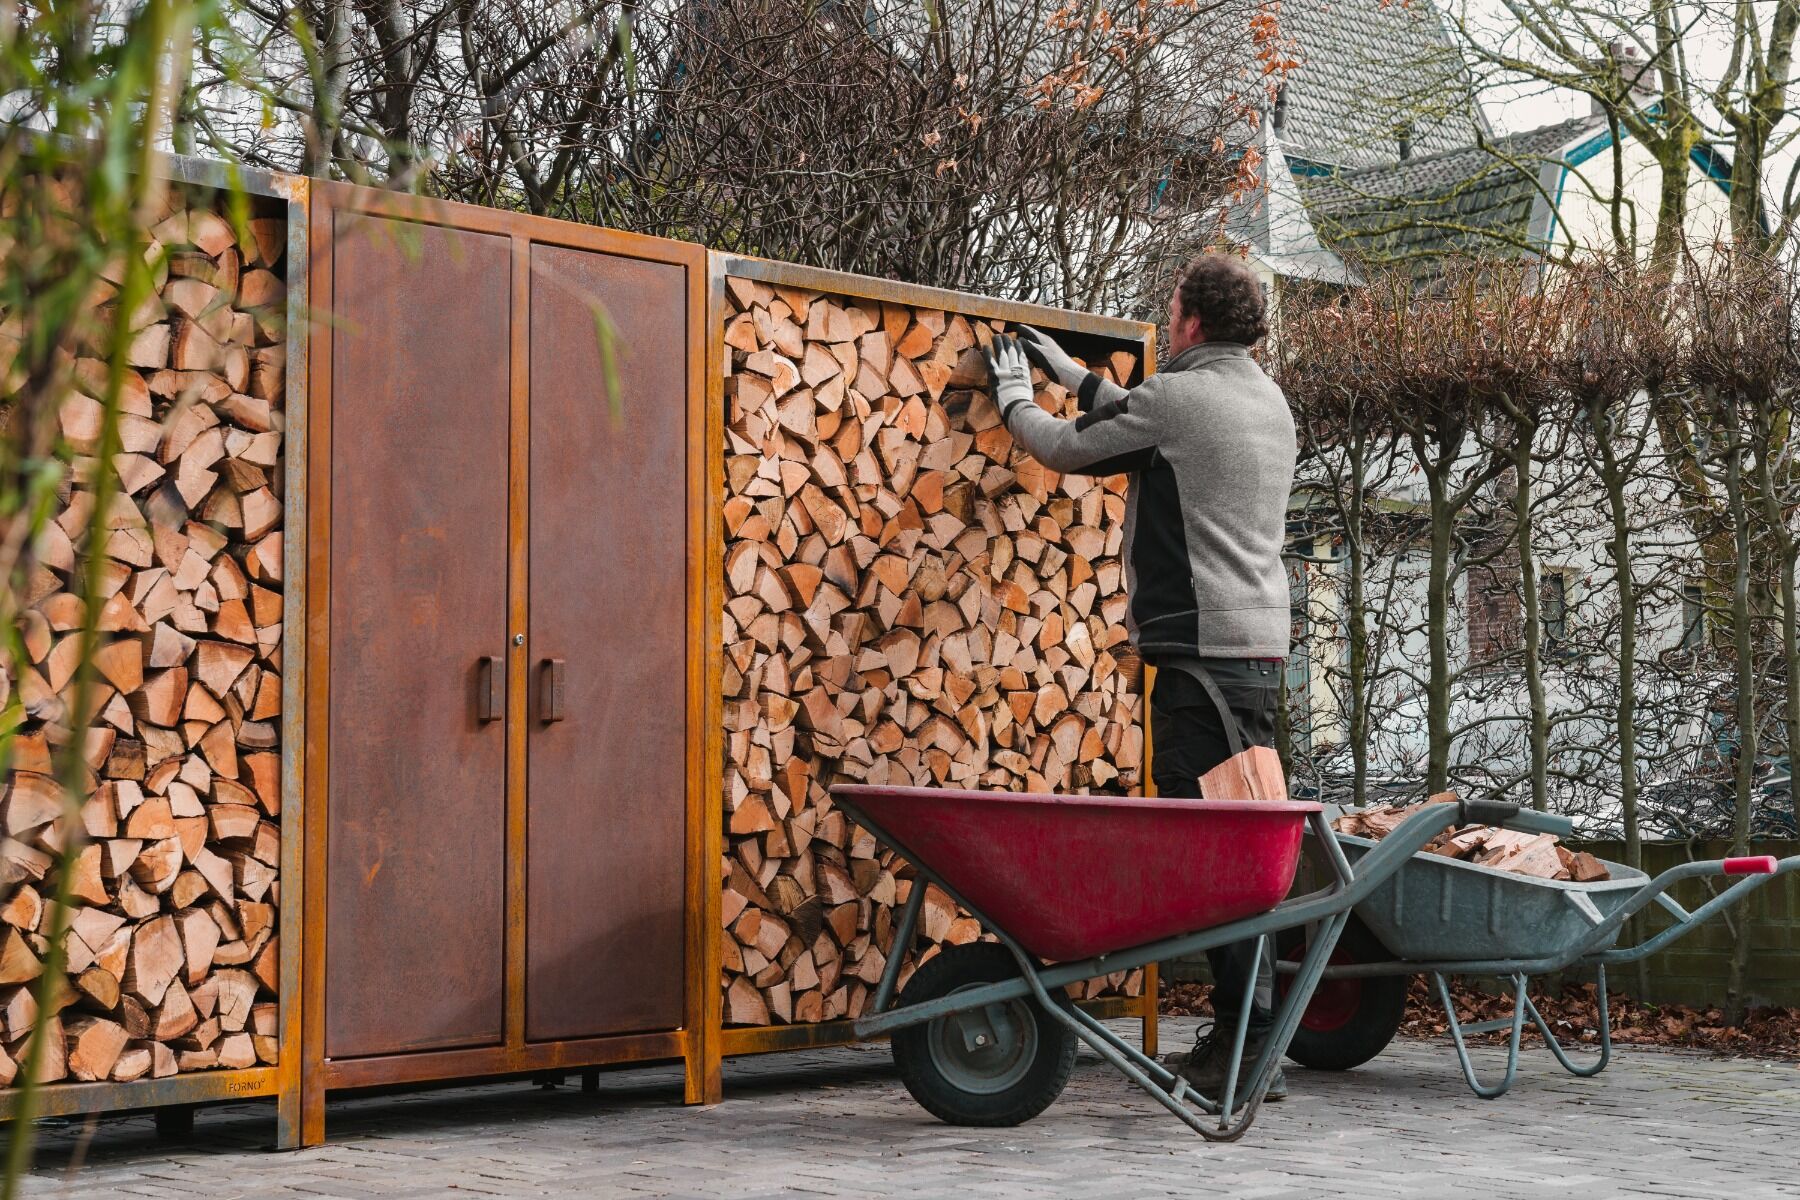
211,0,1288,315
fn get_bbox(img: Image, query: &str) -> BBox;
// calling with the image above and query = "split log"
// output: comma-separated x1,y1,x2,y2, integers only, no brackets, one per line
1570,851,1611,883
10,1015,67,1083
111,1046,152,1082
65,1015,129,1081
2,774,63,836
75,966,121,1011
1197,746,1287,802
0,929,41,985
175,908,220,985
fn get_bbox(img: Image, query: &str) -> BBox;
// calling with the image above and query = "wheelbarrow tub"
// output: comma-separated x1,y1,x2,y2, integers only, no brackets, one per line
1335,835,1649,963
833,785,1322,962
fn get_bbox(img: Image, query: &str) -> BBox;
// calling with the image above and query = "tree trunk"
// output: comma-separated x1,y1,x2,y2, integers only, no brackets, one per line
1346,435,1371,809
1424,460,1454,796
302,0,351,177
1648,0,1700,275
1726,0,1797,248
1594,405,1646,992
1513,431,1549,811
1721,395,1758,1025
1781,555,1799,840
1603,464,1640,866
1752,410,1800,991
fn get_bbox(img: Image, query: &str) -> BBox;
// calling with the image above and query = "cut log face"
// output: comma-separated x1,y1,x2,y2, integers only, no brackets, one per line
720,281,1146,1025
1197,747,1288,802
3,194,285,1090
65,1015,129,1081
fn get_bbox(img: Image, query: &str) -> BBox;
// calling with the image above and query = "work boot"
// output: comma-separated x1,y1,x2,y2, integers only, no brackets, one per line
1165,1025,1288,1106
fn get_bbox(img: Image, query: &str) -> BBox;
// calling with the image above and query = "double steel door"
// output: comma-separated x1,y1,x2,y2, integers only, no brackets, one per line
310,189,702,1067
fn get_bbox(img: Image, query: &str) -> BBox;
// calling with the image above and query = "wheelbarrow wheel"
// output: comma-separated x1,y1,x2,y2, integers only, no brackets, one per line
1276,916,1407,1071
892,943,1078,1127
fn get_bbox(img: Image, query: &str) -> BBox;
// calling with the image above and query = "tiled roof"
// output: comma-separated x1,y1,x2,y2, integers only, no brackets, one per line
1278,0,1486,172
1299,115,1604,272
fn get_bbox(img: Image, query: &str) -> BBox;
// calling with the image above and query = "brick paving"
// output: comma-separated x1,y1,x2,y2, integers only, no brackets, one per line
18,1019,1800,1199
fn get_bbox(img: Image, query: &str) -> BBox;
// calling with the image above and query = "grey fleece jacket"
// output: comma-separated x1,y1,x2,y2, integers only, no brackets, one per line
1001,342,1297,659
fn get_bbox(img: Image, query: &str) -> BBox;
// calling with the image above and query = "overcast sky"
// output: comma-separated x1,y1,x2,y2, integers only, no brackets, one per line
1445,0,1795,208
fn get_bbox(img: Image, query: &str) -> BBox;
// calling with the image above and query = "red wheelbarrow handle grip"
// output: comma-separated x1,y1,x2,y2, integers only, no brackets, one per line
1722,856,1779,875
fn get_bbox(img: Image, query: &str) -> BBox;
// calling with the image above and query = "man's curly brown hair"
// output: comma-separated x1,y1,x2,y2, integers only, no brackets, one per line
1176,254,1269,346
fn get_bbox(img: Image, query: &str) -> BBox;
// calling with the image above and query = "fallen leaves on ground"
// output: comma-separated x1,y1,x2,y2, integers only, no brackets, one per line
1405,977,1800,1061
1157,977,1800,1061
1158,980,1217,1018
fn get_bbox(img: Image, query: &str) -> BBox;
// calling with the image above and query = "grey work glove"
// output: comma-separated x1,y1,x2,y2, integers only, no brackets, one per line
1014,323,1128,412
1013,324,1088,392
984,334,1035,425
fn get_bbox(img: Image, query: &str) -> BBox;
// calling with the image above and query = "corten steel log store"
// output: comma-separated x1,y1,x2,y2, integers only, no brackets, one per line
0,158,1158,1147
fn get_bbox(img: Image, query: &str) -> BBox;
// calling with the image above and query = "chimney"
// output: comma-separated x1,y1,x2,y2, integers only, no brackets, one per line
1398,123,1413,161
1272,85,1288,135
1592,38,1657,115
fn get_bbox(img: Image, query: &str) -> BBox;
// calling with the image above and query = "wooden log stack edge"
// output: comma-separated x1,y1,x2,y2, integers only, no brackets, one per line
0,193,285,1086
720,277,1146,1026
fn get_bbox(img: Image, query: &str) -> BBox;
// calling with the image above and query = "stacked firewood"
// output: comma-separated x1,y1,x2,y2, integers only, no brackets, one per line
0,196,284,1085
720,277,1146,1025
1335,803,1611,881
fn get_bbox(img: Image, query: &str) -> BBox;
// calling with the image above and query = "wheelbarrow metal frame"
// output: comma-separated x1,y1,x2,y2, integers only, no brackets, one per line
838,794,1571,1140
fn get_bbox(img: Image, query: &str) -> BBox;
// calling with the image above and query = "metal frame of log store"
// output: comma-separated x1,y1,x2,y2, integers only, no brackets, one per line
1,163,1162,1150
706,254,1162,1064
0,155,309,1143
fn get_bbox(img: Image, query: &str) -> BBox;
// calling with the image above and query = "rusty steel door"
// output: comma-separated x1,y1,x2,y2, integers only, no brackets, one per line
325,212,511,1058
307,182,708,1121
524,245,689,1040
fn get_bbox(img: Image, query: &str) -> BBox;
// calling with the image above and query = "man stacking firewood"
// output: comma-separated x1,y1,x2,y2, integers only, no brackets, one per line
983,253,1298,1105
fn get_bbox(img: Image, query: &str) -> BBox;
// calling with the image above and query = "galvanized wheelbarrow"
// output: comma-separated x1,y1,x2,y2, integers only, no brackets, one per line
832,784,1565,1141
1274,809,1800,1099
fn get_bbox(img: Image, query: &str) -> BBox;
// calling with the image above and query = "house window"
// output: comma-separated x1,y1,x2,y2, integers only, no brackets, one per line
1541,570,1570,657
1681,584,1705,650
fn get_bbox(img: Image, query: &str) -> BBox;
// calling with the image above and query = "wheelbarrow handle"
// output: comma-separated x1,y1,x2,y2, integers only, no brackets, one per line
1457,798,1575,839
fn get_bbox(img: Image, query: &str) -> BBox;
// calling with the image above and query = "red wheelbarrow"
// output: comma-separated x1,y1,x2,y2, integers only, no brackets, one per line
833,784,1566,1141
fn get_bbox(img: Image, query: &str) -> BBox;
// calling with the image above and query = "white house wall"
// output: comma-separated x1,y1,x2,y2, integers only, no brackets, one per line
1545,132,1735,259
1285,398,1740,823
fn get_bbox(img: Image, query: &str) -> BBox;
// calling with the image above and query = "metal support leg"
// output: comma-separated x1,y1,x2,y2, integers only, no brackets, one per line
1141,962,1160,1059
1525,963,1612,1079
1435,972,1528,1099
991,914,1345,1142
1021,966,1254,1139
871,882,927,1015
155,1105,195,1141
1218,934,1266,1121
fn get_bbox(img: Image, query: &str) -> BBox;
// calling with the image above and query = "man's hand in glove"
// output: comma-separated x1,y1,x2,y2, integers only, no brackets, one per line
983,334,1036,426
1012,324,1088,392
1013,324,1127,412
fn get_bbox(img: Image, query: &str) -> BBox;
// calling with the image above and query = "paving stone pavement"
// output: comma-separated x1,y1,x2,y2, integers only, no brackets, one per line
16,1019,1800,1199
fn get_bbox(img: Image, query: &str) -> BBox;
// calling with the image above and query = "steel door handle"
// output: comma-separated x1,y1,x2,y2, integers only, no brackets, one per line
477,655,503,722
539,658,565,723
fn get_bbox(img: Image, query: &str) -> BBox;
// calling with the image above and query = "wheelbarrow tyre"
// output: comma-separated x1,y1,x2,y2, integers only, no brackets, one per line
1276,916,1407,1071
892,943,1078,1127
